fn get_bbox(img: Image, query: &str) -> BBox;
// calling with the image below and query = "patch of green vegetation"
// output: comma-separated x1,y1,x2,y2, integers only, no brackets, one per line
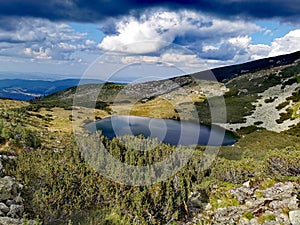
264,146,300,177
282,207,290,216
258,179,276,190
207,182,240,210
287,88,300,102
253,121,264,126
210,158,257,184
243,212,254,220
236,125,264,135
0,115,41,151
255,190,263,198
283,122,300,137
5,132,206,224
219,130,300,161
276,107,294,124
196,95,257,124
276,101,290,110
258,214,276,223
264,97,276,103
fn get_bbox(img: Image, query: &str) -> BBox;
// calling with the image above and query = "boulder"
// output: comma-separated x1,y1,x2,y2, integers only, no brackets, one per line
7,205,24,219
0,217,22,225
289,210,300,225
0,203,9,214
0,177,22,201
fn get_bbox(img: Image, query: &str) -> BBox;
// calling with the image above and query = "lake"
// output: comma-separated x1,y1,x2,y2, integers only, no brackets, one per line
85,115,236,146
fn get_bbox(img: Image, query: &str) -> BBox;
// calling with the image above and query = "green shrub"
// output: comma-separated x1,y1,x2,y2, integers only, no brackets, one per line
276,101,290,110
243,212,254,220
264,147,300,177
7,134,205,224
8,145,104,224
210,158,257,184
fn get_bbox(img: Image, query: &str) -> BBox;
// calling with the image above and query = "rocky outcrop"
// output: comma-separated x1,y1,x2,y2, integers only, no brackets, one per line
0,176,24,225
289,210,300,225
188,180,300,225
122,76,194,99
0,157,36,225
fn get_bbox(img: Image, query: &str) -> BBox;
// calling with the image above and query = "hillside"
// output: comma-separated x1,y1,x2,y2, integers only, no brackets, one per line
1,51,299,102
0,79,104,101
0,51,299,225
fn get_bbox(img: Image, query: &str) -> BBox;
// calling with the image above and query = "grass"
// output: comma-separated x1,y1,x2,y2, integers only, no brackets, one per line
0,99,29,109
243,212,254,220
110,97,179,119
219,129,300,160
257,214,276,223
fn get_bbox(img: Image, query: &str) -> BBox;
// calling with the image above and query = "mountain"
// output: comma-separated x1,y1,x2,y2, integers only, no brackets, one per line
0,51,299,225
1,51,300,101
0,79,104,101
210,50,300,81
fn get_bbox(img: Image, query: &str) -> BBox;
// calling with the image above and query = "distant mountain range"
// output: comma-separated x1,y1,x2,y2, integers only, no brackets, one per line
1,50,299,101
0,79,104,101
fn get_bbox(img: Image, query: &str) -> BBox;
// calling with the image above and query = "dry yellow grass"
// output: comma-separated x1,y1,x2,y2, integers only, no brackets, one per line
36,107,109,132
0,99,29,109
110,97,179,119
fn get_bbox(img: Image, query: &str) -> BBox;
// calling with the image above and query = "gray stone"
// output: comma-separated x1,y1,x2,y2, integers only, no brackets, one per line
278,213,291,225
262,182,296,200
13,194,23,204
288,196,299,210
0,160,3,175
0,203,9,213
0,217,22,225
5,200,15,207
230,186,254,203
289,210,300,225
7,205,24,219
0,176,22,201
269,198,290,210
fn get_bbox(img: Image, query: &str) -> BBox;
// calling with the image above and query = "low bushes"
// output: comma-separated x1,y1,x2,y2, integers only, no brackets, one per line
264,146,300,177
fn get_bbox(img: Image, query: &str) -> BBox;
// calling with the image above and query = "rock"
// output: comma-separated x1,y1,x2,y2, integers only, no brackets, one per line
5,200,15,207
0,160,3,176
230,186,255,203
289,210,300,225
288,196,299,210
0,177,22,201
7,205,24,219
0,203,9,214
243,180,251,188
188,190,209,209
13,194,23,204
189,181,300,225
0,217,22,225
269,198,290,210
262,182,296,200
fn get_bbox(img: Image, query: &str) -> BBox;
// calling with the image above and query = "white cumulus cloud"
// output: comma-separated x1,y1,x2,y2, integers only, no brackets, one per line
268,29,300,57
98,10,260,54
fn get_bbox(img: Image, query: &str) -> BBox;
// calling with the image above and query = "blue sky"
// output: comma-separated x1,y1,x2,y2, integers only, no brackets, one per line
0,1,299,81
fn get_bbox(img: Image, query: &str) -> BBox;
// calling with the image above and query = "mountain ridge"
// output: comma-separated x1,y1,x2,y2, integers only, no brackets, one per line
1,50,300,101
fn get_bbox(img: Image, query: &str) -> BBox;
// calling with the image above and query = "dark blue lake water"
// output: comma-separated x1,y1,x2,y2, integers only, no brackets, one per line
86,116,236,146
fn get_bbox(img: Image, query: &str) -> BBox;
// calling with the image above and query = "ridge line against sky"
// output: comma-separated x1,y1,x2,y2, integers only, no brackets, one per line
0,1,299,81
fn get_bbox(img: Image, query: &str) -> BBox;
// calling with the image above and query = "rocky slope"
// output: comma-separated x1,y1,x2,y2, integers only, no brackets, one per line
188,180,300,225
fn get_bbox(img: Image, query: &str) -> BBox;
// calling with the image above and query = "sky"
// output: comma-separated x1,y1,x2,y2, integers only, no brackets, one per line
0,0,300,81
